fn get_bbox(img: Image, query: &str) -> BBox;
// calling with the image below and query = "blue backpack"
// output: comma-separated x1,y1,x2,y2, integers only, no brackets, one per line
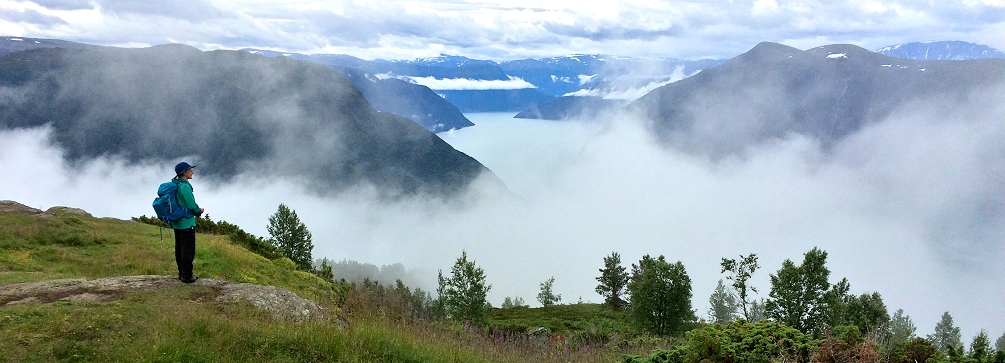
152,181,195,228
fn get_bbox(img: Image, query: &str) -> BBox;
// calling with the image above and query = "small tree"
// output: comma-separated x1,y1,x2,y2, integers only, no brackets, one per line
844,292,890,335
267,203,314,271
765,247,832,337
501,296,527,309
437,251,491,325
885,308,917,349
927,311,963,354
748,298,767,322
720,253,759,321
969,330,992,363
317,259,334,283
627,254,696,337
708,279,738,324
996,330,1005,352
538,277,561,307
596,252,630,310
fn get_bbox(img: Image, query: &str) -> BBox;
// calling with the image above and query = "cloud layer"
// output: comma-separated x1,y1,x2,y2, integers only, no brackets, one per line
3,100,1002,341
1,0,1003,60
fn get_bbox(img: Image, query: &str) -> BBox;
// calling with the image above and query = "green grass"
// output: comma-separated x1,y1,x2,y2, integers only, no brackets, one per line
0,285,488,362
1,211,654,362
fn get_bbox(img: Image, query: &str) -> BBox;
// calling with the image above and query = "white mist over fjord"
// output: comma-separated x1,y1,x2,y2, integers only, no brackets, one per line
2,105,1003,341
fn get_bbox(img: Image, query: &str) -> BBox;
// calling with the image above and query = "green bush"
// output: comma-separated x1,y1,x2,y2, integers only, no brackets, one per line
622,320,815,363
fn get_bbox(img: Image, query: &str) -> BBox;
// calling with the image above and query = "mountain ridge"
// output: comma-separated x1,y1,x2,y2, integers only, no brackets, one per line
629,41,1005,156
0,45,497,197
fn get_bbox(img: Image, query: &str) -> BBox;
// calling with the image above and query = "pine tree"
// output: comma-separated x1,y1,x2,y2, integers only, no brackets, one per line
748,298,767,322
928,311,963,354
437,251,491,325
317,259,334,283
627,254,696,337
996,330,1005,352
266,203,314,271
595,252,630,310
969,330,992,363
886,308,917,349
708,279,738,324
538,277,561,307
720,253,759,321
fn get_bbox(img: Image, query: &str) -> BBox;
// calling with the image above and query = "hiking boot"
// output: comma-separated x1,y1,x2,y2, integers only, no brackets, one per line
180,275,199,284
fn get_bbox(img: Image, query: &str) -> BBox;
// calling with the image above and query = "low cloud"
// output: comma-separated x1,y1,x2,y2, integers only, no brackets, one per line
403,76,536,90
1,88,1003,342
563,66,694,100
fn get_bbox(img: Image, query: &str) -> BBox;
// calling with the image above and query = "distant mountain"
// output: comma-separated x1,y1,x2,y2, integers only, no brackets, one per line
337,67,473,132
876,41,1005,60
514,96,627,120
630,42,1005,156
499,55,724,97
0,36,101,56
244,49,724,113
243,49,473,132
0,45,498,197
434,89,555,113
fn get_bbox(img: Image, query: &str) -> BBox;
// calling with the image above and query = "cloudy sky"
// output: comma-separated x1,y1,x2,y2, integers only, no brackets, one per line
1,0,1003,60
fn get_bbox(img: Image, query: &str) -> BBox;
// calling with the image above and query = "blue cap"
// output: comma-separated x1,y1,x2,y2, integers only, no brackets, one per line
174,162,195,175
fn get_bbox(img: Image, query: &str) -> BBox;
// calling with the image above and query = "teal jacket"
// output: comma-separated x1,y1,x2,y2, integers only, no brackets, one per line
171,177,201,230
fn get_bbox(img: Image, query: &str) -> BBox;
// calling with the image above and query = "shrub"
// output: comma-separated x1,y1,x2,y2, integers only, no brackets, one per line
622,320,815,363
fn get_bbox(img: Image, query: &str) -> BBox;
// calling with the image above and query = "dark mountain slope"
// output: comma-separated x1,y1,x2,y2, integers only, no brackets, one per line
0,45,496,197
514,96,626,120
629,42,1005,156
338,67,473,132
245,50,474,132
0,36,101,56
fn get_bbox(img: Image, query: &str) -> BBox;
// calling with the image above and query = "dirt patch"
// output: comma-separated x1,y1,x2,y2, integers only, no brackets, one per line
0,275,326,322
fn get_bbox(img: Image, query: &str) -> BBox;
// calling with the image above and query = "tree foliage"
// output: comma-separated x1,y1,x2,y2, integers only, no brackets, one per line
885,308,917,349
969,330,993,363
437,250,491,325
844,292,890,336
266,203,314,271
622,320,815,363
720,253,759,321
501,296,526,309
927,311,963,354
595,251,630,310
627,254,696,337
748,298,767,323
765,247,833,337
708,279,738,325
537,276,561,307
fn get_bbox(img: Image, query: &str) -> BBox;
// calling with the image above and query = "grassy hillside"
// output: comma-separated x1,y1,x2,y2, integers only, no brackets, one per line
0,208,660,362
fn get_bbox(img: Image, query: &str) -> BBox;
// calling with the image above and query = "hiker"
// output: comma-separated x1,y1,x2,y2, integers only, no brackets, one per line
171,162,204,283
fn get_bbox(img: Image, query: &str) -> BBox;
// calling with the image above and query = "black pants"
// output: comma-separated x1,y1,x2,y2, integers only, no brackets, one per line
174,227,196,279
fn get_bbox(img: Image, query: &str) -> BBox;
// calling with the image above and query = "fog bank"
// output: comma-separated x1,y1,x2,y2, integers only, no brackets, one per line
2,103,1003,339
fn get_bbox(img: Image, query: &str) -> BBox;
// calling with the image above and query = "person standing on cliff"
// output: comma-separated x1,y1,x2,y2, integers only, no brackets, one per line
172,162,204,283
